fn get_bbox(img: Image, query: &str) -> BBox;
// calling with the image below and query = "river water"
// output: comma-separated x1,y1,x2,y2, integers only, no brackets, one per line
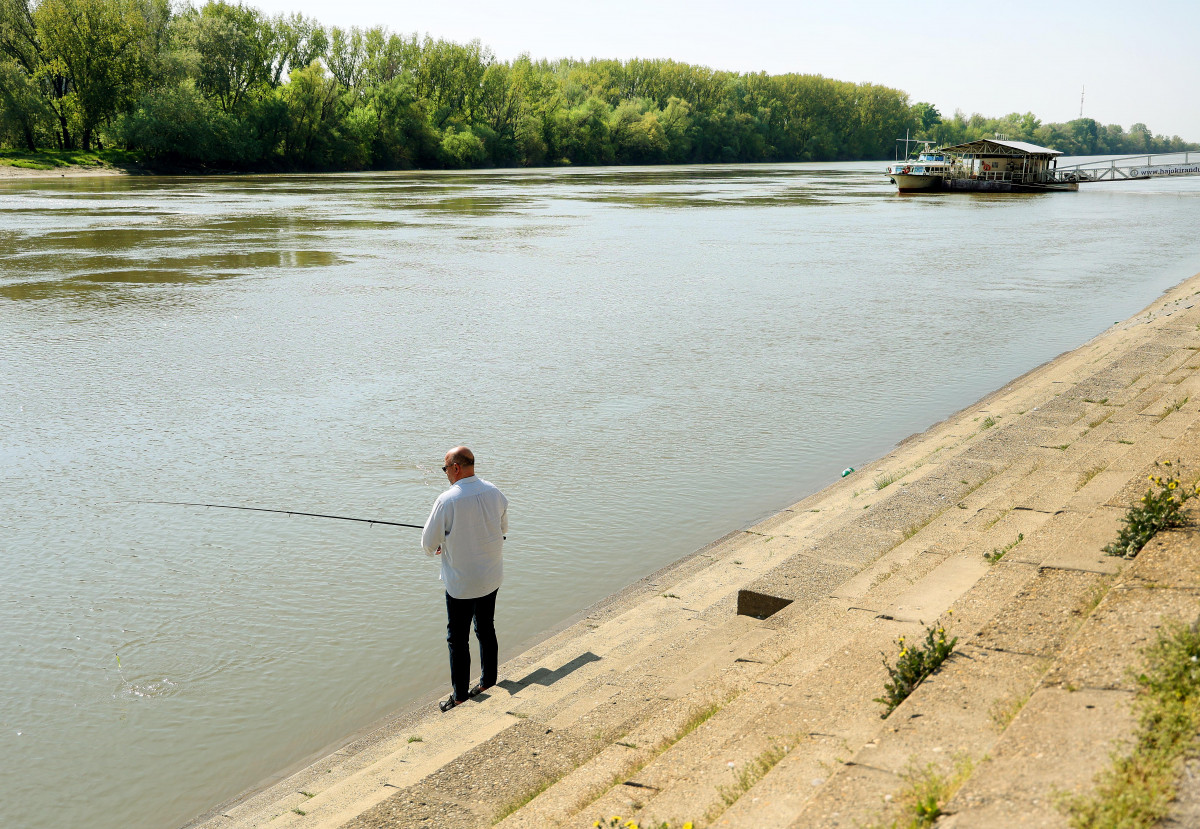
2,162,1199,829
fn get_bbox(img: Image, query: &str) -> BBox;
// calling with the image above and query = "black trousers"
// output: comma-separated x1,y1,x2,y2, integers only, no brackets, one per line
445,588,498,702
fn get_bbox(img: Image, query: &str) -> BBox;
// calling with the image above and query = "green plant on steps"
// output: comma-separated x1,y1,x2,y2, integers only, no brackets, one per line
1103,461,1197,559
984,532,1023,564
876,615,958,718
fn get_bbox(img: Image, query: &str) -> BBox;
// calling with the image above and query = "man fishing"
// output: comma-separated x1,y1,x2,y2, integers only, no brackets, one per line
422,446,509,713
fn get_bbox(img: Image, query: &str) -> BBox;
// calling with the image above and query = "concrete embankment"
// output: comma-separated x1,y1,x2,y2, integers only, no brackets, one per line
191,272,1200,829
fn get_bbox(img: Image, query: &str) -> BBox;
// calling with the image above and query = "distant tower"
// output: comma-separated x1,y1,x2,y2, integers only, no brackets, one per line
1079,86,1085,118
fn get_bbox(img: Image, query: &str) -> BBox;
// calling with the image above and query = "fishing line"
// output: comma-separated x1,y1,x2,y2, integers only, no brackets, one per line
138,501,424,529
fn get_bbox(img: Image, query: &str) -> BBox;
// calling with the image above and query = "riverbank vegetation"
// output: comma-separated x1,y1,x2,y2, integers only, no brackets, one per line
1,0,1196,173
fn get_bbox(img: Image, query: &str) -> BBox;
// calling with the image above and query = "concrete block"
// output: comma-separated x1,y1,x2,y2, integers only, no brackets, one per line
968,507,1055,563
1027,395,1091,428
855,460,999,535
1037,505,1127,574
1044,585,1200,692
708,734,844,828
1124,527,1200,589
957,429,1042,464
829,542,941,605
880,554,991,624
1002,511,1088,565
737,554,859,616
939,561,1039,638
970,569,1109,657
939,688,1135,829
862,646,1049,775
1062,468,1136,513
784,762,900,829
803,523,903,569
345,794,482,829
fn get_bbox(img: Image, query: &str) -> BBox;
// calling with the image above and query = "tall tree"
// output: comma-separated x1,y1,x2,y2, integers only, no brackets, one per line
33,0,151,149
182,0,271,113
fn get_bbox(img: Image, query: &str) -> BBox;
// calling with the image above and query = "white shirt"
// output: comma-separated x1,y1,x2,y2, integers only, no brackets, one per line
421,475,508,600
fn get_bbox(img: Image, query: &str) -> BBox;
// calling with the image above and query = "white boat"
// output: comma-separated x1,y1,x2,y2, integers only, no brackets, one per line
885,151,951,191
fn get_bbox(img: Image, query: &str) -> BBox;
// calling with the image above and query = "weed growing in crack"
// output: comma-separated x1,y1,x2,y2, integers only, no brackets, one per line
1103,461,1197,559
876,616,958,718
984,533,1023,564
1077,462,1109,490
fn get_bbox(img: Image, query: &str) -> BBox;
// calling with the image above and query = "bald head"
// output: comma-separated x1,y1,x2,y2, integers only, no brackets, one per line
443,446,476,483
447,446,475,467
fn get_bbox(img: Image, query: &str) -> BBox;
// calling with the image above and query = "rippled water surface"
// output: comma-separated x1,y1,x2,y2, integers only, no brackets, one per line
3,162,1200,829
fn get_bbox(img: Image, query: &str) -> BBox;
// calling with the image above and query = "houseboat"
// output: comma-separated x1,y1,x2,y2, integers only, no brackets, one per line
886,138,1077,193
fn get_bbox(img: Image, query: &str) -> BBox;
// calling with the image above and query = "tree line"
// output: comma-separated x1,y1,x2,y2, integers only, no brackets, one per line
0,0,1194,171
912,103,1196,157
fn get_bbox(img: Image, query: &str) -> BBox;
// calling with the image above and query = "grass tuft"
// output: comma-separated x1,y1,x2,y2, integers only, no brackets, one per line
983,508,1011,530
714,742,792,812
1158,397,1189,421
875,470,902,490
899,756,975,827
989,691,1031,730
984,533,1023,564
1077,462,1109,490
865,755,976,829
902,515,935,541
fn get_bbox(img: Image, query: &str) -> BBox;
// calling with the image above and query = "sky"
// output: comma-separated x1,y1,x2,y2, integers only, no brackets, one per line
245,0,1200,141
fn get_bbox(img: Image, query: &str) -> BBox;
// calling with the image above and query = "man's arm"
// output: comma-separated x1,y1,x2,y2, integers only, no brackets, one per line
421,498,446,557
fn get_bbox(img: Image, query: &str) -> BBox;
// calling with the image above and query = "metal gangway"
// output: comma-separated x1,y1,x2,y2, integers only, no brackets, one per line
1047,151,1200,184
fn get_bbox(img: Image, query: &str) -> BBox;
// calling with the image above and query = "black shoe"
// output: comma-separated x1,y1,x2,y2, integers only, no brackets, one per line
439,694,465,712
468,682,493,698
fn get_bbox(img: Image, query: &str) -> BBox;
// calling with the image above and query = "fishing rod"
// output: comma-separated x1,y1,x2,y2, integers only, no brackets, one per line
139,501,424,530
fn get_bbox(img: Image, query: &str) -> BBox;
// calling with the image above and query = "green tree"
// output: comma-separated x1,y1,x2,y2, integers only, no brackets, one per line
266,11,325,86
281,59,339,165
912,101,940,132
326,25,364,90
438,127,484,167
32,0,153,149
0,58,53,147
181,0,272,114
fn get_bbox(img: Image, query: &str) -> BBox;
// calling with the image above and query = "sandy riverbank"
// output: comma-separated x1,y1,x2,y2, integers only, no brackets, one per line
191,271,1200,829
0,162,127,179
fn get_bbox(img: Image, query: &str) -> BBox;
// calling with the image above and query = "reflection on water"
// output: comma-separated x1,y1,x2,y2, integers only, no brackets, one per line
2,163,1200,829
